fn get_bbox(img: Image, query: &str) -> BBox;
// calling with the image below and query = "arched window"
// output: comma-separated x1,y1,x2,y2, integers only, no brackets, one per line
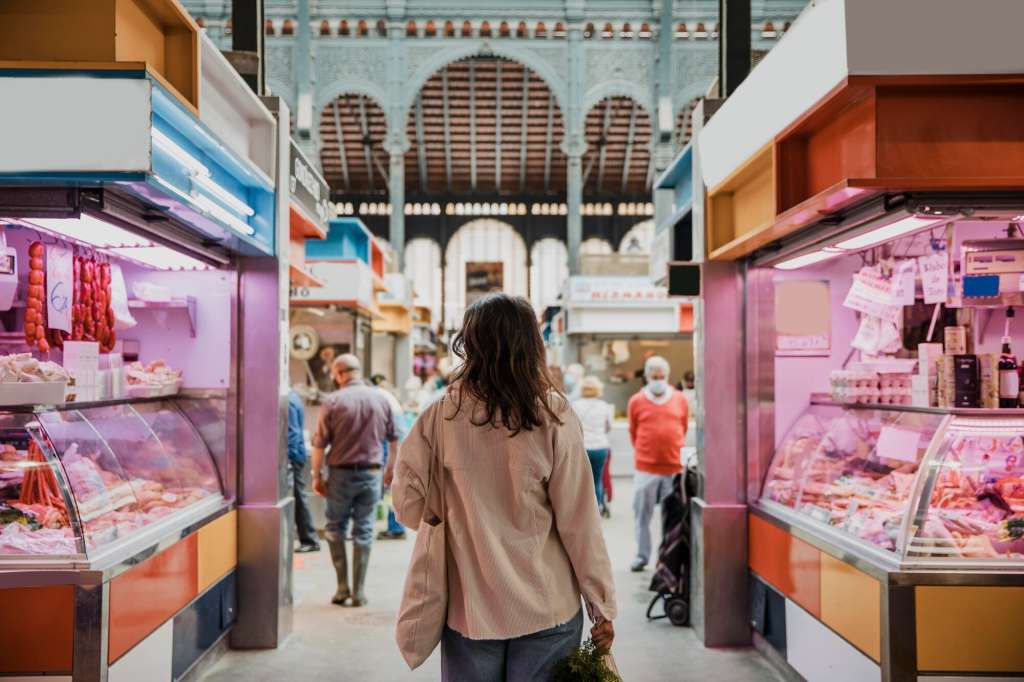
516,21,528,38
357,20,368,37
499,21,510,37
444,220,528,327
264,19,275,35
281,19,294,35
445,21,455,37
479,21,492,37
425,20,437,37
405,239,443,325
461,21,473,37
319,20,331,36
534,22,547,38
618,220,655,255
406,20,417,37
376,20,387,37
580,238,613,257
530,239,569,312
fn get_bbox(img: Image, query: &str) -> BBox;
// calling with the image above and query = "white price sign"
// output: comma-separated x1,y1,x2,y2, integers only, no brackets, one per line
918,252,949,304
45,244,72,333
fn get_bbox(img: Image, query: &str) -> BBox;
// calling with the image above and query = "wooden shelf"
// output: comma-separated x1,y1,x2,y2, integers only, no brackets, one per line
707,144,776,260
289,204,328,241
288,263,325,290
128,297,196,337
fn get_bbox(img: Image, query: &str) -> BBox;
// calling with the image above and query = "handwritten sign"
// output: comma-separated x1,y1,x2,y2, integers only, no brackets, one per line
892,259,917,305
876,426,921,464
843,269,902,323
918,252,949,305
45,244,72,333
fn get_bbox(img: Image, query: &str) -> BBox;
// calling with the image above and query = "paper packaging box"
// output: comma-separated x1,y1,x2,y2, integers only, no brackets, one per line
937,355,956,408
954,354,980,408
945,326,968,355
917,343,944,386
911,375,932,407
63,342,100,403
977,353,1000,409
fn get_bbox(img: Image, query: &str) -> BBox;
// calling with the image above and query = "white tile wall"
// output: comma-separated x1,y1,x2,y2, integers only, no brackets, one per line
107,619,173,682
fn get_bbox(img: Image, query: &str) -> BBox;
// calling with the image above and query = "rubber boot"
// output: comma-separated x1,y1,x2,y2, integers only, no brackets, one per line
351,544,371,607
328,539,350,605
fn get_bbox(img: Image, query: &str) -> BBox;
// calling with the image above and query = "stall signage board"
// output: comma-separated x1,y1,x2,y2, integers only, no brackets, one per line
289,140,330,229
45,245,72,333
649,228,672,284
775,280,830,356
568,277,669,303
466,262,503,305
290,261,373,309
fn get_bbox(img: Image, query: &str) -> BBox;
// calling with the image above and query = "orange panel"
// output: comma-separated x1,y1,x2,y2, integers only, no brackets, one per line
0,585,74,674
748,513,821,618
197,510,237,594
917,586,1024,673
819,554,881,662
108,534,198,664
678,305,694,333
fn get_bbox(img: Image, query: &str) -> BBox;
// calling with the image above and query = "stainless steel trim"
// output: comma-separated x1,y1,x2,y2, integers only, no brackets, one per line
810,397,1024,417
895,414,953,556
880,584,916,682
72,581,109,682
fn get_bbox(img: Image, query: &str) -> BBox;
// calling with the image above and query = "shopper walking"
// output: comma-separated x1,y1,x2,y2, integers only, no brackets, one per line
311,354,398,607
388,294,616,682
371,374,410,540
628,356,688,572
288,388,320,553
571,376,614,510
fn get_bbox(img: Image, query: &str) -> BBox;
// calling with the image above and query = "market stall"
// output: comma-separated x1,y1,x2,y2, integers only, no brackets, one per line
289,217,386,397
696,2,1024,680
371,273,415,396
0,14,291,682
560,275,694,415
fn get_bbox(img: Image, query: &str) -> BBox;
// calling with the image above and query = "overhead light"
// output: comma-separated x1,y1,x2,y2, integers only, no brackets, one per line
23,215,153,249
834,215,941,251
774,250,842,270
193,174,255,217
110,246,211,271
192,194,257,236
152,128,209,177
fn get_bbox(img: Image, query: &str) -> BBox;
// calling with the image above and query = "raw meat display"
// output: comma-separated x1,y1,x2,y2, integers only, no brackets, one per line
0,354,68,384
126,360,182,395
25,242,50,354
761,405,943,553
0,403,222,557
908,430,1024,560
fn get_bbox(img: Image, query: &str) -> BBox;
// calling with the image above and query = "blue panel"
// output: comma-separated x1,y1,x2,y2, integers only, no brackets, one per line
306,217,372,263
963,275,1000,298
149,83,276,256
171,571,237,679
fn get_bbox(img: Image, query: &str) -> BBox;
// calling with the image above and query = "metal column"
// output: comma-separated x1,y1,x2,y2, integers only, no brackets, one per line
719,0,752,97
231,0,265,95
564,15,586,274
231,97,293,649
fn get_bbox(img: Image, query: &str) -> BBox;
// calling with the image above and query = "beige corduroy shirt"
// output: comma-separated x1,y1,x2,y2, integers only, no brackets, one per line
393,392,617,640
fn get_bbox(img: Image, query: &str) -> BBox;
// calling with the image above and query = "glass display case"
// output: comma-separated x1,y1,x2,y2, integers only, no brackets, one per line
760,402,1024,567
0,398,224,564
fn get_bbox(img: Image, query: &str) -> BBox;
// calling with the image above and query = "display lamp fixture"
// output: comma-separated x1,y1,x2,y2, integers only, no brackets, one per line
833,215,942,251
151,129,256,237
774,248,843,271
25,215,153,249
21,216,212,272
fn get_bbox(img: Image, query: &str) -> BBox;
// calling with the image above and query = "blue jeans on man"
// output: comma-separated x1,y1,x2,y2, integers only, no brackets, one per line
325,467,381,547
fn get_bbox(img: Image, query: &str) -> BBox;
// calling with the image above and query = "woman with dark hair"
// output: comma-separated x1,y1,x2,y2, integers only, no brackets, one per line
387,294,616,681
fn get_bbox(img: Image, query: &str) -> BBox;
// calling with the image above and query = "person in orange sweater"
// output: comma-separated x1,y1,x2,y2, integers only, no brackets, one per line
627,355,688,572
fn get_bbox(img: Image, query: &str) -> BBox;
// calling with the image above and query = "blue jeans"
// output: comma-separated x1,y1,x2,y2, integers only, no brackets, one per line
325,468,381,548
586,448,609,507
441,609,583,682
381,441,405,535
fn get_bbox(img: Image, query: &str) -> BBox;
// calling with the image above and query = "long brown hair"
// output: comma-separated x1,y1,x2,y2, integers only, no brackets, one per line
449,293,562,433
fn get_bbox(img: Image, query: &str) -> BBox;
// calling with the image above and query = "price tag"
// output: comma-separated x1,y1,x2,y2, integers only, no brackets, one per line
918,252,949,304
45,244,72,333
892,260,917,305
876,426,921,464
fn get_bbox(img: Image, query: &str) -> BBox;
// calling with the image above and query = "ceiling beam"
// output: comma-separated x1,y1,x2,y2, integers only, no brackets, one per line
415,92,428,192
621,100,639,193
442,67,453,192
469,61,478,191
494,61,503,190
518,68,530,192
357,94,374,191
595,99,615,192
543,94,554,192
331,98,350,192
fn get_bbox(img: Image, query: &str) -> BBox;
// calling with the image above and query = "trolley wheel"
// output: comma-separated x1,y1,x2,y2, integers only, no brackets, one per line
666,597,689,626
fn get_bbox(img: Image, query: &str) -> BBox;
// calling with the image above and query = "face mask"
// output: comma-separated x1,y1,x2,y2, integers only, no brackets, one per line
564,375,578,392
647,379,668,395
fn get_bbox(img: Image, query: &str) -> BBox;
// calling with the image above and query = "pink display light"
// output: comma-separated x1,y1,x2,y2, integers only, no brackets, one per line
774,249,843,270
834,215,943,251
20,216,211,271
25,215,153,249
109,246,211,271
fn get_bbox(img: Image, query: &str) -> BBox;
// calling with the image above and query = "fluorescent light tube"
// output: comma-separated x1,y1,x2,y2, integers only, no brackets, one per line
774,250,842,270
192,194,256,236
110,246,210,271
834,216,941,251
193,174,255,217
24,215,153,249
152,129,210,177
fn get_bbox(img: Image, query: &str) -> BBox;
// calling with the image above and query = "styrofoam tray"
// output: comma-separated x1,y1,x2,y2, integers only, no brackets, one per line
0,381,67,406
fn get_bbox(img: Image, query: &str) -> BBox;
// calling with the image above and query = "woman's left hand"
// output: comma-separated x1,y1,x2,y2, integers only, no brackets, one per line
591,619,614,651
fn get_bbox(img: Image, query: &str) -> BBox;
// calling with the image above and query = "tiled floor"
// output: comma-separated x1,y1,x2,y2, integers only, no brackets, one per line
200,478,784,682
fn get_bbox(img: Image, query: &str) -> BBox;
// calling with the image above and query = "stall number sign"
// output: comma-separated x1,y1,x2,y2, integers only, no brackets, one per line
569,277,669,302
290,141,330,226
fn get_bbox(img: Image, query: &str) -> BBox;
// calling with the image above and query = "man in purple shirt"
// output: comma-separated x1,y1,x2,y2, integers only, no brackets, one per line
311,353,398,607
